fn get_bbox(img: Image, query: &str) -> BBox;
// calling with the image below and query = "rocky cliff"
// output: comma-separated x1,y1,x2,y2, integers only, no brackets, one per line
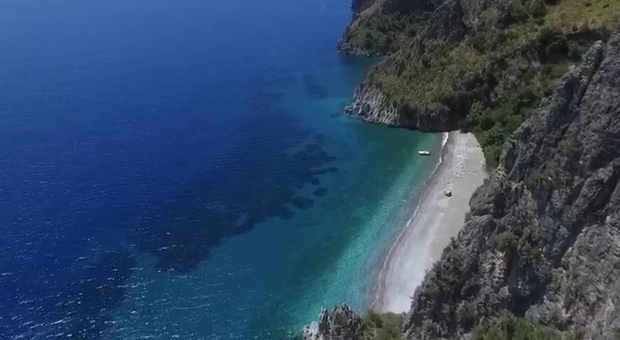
304,32,620,340
302,305,403,340
339,0,499,131
341,0,617,165
302,305,363,340
404,34,620,339
344,0,467,131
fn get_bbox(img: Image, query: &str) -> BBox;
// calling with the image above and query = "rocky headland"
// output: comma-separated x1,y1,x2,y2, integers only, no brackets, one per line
340,0,616,165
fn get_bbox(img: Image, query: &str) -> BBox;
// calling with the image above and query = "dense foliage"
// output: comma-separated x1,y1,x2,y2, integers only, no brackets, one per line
348,0,618,165
471,313,564,340
361,311,403,340
344,12,430,55
457,23,594,165
358,309,567,340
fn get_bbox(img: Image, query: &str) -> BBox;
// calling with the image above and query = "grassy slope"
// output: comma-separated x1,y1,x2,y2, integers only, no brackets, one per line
352,0,618,166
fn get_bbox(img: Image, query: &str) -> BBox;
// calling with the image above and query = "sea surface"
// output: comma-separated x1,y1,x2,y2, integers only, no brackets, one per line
0,0,442,339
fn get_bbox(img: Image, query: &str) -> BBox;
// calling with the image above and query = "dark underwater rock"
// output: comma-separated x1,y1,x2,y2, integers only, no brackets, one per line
292,196,315,210
313,188,328,197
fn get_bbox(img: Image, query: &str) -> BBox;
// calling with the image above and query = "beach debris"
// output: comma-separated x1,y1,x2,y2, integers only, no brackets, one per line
444,190,452,197
418,150,431,156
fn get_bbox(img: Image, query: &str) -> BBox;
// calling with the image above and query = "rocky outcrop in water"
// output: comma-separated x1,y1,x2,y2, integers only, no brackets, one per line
302,305,363,340
344,75,464,131
403,35,620,339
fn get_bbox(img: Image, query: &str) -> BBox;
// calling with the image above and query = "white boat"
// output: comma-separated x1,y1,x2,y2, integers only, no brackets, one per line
418,150,431,156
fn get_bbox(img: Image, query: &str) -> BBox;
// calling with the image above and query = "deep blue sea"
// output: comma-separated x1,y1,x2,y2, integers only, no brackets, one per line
0,0,442,339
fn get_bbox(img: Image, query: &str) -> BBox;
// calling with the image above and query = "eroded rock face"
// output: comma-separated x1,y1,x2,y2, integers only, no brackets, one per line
302,305,363,340
403,36,620,339
344,77,462,131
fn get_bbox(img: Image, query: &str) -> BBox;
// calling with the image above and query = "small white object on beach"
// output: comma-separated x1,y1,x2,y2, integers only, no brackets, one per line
418,150,431,156
375,132,487,313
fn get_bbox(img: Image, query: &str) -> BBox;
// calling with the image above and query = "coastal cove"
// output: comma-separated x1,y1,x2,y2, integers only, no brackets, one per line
304,0,620,337
0,0,450,339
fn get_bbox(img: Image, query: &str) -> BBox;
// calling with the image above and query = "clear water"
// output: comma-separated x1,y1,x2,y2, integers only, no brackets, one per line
0,0,442,339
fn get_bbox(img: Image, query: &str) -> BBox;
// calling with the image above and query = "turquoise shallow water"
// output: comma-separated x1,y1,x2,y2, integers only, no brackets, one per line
102,64,443,339
0,0,442,339
99,67,443,339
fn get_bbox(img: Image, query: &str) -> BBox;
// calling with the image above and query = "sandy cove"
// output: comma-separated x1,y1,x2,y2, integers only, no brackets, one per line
372,131,487,313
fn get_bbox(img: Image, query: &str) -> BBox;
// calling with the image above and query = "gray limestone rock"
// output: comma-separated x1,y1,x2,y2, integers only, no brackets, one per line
302,305,364,340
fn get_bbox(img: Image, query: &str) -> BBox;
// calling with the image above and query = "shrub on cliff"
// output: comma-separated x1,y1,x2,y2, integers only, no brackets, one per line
495,231,518,253
361,311,403,340
471,313,563,340
342,12,429,55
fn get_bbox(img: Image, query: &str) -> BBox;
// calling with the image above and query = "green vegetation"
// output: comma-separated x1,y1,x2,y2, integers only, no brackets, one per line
377,43,487,113
546,0,620,32
458,26,578,165
344,12,430,54
350,310,572,340
471,313,564,340
349,0,618,165
360,311,403,340
495,231,518,252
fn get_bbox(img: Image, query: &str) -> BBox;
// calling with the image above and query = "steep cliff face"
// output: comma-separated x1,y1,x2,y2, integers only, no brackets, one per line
404,35,620,339
302,305,403,340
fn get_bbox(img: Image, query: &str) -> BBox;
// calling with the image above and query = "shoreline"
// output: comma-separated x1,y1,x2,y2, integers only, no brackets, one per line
371,131,487,313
